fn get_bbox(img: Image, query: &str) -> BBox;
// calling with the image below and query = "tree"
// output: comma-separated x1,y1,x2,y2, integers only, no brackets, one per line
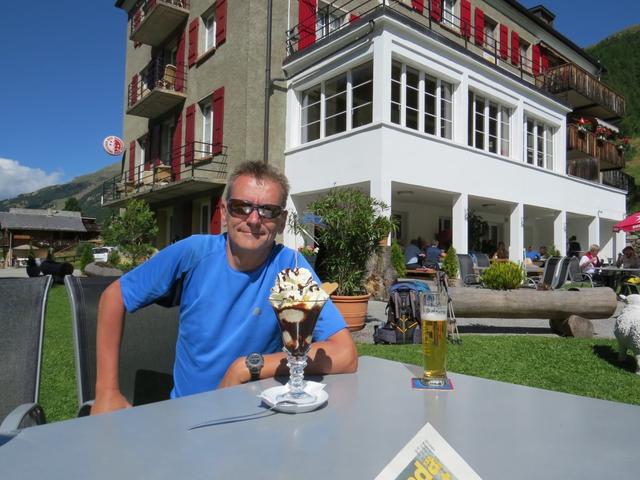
64,197,82,213
102,199,159,266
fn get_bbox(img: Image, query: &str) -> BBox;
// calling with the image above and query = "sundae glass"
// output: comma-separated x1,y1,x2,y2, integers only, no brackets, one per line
269,267,328,404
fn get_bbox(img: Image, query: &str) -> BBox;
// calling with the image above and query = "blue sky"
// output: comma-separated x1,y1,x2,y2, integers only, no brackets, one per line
0,0,638,200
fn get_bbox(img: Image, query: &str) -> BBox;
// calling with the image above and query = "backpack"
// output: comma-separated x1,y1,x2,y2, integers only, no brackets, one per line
373,281,430,344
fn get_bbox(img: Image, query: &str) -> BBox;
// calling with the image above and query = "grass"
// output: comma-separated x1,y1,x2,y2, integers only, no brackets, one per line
38,285,640,423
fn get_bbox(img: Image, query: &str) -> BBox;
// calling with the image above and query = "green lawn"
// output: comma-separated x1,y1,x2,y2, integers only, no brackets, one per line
39,285,639,423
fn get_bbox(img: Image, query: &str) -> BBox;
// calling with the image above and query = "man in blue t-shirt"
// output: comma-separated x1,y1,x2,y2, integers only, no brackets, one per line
91,161,358,415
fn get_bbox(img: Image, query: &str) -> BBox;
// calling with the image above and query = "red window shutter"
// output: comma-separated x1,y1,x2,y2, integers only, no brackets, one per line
188,19,199,67
128,141,136,184
212,87,225,155
150,124,161,166
541,52,549,72
499,25,508,59
185,104,196,165
511,31,520,65
460,0,471,38
349,13,359,23
430,0,442,22
172,112,183,180
474,7,484,46
175,27,186,92
130,74,139,106
132,9,142,31
148,0,156,10
411,1,424,14
216,0,227,46
532,44,541,74
298,0,317,50
210,195,222,234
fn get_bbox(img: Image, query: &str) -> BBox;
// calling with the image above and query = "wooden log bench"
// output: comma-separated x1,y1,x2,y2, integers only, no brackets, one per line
446,287,617,338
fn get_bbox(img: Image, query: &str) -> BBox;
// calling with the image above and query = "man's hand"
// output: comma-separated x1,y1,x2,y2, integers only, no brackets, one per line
218,357,251,389
90,389,131,415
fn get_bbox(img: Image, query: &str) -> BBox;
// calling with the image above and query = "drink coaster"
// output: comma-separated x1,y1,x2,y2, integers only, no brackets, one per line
411,377,454,390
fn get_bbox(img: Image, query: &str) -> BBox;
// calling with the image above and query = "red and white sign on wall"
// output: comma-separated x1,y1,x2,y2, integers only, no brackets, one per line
103,135,124,156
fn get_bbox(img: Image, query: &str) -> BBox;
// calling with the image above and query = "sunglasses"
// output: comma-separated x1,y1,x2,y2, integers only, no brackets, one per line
227,199,285,220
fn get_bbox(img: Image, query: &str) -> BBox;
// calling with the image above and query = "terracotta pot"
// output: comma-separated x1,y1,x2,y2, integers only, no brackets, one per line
331,294,370,332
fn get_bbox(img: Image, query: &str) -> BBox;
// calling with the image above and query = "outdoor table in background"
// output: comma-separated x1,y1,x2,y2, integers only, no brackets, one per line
1,356,638,479
524,264,544,276
597,266,640,291
405,266,437,280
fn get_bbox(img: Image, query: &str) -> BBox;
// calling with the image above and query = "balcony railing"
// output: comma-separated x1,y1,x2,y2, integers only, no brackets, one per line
127,58,187,118
602,170,635,194
102,142,228,206
536,63,625,119
567,124,625,171
286,1,538,80
130,0,190,46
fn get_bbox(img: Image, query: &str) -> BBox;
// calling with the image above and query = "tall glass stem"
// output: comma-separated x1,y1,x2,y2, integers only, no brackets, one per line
285,353,308,397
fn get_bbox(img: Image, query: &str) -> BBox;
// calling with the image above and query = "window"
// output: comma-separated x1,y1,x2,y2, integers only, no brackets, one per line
300,61,373,144
484,16,497,50
202,103,213,154
204,12,216,52
519,39,530,70
392,60,455,140
200,203,210,234
316,1,345,39
442,0,456,28
468,91,511,156
525,117,554,170
161,121,175,165
137,136,146,180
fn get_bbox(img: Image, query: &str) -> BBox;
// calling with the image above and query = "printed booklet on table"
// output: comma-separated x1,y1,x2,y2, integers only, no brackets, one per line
375,423,482,480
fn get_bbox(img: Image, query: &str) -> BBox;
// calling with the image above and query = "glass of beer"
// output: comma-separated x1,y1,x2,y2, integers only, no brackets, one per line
420,291,448,386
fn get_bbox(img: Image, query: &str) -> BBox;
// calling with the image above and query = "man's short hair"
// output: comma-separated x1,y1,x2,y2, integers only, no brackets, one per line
226,161,290,205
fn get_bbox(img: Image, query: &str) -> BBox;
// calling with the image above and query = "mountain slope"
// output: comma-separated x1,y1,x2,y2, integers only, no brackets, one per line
0,161,121,225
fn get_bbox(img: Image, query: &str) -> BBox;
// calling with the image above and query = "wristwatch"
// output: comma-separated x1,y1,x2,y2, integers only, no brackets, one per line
245,353,264,381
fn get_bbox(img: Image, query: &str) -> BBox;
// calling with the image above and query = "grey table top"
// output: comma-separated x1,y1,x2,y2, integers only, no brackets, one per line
1,356,639,479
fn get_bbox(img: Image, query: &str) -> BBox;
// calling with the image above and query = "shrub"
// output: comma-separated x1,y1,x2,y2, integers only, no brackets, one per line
390,240,406,278
481,261,525,290
547,245,561,257
107,249,121,267
441,246,458,280
79,244,94,273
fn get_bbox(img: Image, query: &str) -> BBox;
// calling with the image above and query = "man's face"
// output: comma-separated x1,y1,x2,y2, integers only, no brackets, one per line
221,174,287,256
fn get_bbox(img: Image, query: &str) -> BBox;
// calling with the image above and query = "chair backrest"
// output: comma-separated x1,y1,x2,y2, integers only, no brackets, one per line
540,256,561,286
475,253,491,268
163,64,177,88
0,276,52,423
568,257,585,282
551,256,572,289
65,276,179,415
457,254,479,285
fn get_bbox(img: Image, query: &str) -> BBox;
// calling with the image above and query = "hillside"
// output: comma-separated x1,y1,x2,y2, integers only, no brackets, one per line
0,161,121,225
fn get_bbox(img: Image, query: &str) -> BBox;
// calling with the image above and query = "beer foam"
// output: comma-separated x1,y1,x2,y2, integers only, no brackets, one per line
269,267,328,311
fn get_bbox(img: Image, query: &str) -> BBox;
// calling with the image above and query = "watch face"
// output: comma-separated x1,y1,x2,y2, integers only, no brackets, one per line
247,353,263,369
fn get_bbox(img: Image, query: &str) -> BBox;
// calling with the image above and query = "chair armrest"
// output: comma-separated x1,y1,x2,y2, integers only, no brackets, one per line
0,403,46,434
77,400,94,417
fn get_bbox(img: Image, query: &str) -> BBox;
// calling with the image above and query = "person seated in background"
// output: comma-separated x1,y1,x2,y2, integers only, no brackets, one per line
616,246,640,269
492,241,509,260
425,239,445,266
579,244,602,276
538,246,548,259
404,239,422,269
525,245,540,261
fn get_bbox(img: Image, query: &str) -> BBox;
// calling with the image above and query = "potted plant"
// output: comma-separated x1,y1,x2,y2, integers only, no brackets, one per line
441,246,459,286
291,188,394,331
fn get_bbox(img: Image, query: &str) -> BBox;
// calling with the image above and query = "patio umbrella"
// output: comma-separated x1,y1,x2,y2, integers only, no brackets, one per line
613,212,640,232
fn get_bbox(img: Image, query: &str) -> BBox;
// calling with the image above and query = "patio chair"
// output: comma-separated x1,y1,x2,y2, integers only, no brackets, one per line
157,64,177,90
0,276,52,434
456,254,481,286
528,256,562,288
550,256,572,289
474,253,491,269
65,276,179,416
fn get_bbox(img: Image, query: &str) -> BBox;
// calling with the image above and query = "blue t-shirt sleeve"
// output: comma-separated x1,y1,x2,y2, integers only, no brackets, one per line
120,237,198,312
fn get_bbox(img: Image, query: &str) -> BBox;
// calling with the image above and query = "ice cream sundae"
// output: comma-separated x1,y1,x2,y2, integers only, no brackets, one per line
269,267,329,356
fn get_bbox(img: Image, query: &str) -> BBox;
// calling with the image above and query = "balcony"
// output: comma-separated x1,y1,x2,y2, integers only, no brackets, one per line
567,124,624,172
127,58,187,118
101,142,228,208
602,170,635,195
130,0,189,47
536,63,625,120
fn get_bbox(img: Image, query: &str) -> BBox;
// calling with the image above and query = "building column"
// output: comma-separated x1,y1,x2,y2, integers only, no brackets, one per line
553,210,566,256
372,32,391,124
509,203,524,261
371,178,393,246
588,216,600,250
452,193,468,254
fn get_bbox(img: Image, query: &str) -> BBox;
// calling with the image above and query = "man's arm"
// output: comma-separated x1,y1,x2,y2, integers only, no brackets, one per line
218,328,358,388
90,280,131,415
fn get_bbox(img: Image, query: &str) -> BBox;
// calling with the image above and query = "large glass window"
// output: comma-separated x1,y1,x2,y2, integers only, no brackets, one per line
443,0,456,28
468,91,511,157
300,61,373,144
525,117,554,170
316,1,344,39
204,12,216,52
392,60,455,140
202,103,213,154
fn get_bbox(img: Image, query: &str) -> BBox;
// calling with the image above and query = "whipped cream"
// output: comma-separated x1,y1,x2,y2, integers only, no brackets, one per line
269,267,329,311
